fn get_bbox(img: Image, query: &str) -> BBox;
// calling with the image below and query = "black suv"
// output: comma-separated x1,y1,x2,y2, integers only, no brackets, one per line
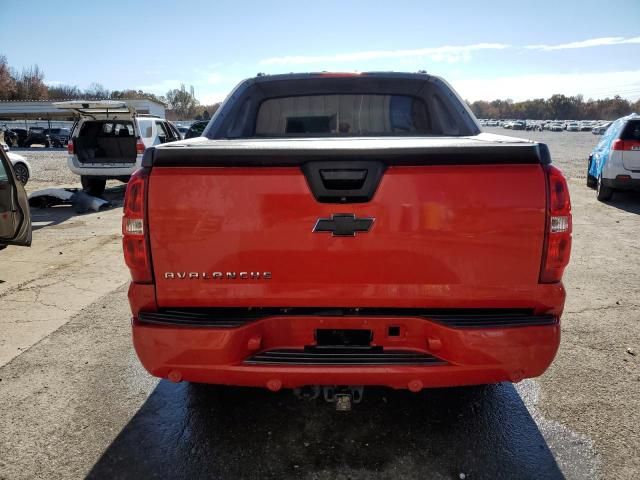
43,128,70,147
5,127,52,147
2,128,26,147
25,127,51,147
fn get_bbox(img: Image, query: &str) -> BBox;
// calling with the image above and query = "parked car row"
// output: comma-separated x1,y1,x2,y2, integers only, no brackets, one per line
1,119,206,150
591,122,612,135
1,126,71,148
2,105,213,198
479,118,610,133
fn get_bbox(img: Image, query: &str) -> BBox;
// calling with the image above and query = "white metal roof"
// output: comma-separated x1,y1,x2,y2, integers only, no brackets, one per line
0,99,165,119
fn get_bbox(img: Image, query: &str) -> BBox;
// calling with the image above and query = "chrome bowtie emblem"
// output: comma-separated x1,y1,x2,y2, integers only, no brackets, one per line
313,214,374,237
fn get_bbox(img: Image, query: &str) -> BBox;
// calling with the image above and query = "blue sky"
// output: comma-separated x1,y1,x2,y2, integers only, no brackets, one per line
1,0,639,103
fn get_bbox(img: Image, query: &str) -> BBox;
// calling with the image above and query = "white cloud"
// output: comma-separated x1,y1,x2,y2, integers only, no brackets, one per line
260,43,510,66
526,36,640,51
137,79,182,94
450,70,640,102
138,69,224,99
198,90,229,105
205,72,223,84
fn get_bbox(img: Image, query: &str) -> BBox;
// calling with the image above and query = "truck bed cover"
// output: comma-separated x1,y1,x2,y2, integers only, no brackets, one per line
144,133,549,167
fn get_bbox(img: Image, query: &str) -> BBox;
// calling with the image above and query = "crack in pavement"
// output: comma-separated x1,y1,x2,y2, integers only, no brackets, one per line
565,302,640,315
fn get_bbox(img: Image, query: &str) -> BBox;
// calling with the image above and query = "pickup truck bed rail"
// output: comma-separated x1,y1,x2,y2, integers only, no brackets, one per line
143,136,551,167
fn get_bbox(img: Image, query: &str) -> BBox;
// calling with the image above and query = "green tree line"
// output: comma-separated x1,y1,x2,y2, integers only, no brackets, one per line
469,94,640,121
0,55,219,120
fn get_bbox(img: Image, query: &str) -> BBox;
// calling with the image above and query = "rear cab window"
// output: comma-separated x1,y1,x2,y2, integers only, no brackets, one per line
255,94,431,136
206,75,480,139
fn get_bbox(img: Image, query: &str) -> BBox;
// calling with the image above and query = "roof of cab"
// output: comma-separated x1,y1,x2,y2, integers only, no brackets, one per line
249,71,431,83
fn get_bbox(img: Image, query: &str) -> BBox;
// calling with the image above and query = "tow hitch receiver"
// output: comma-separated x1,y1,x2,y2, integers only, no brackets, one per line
335,394,352,412
293,385,365,410
323,386,364,411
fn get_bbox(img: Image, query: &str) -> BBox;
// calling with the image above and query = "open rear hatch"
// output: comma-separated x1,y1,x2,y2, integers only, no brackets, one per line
54,101,138,164
146,137,550,310
53,100,135,118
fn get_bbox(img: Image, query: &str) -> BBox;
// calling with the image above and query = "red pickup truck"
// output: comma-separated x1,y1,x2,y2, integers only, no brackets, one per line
123,72,571,404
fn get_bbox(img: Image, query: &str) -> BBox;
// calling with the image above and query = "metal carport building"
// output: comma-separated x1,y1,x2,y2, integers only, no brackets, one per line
0,98,166,124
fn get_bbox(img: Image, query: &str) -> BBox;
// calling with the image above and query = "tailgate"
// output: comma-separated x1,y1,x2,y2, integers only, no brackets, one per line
620,120,640,170
148,145,547,308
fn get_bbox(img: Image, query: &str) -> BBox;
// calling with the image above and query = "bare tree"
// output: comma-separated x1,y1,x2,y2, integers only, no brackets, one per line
470,94,639,120
111,89,166,104
47,84,82,99
166,84,198,119
13,65,48,99
0,55,16,100
84,82,110,99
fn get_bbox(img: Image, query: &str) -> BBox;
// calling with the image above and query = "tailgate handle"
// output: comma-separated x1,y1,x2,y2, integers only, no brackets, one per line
302,161,385,203
320,169,367,190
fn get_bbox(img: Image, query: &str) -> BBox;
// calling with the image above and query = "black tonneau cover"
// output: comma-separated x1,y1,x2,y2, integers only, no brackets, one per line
143,135,550,167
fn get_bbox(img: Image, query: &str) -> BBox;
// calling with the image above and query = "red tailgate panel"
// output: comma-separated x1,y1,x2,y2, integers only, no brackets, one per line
148,164,547,308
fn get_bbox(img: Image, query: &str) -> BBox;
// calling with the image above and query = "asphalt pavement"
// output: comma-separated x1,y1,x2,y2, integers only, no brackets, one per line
1,134,639,479
0,286,595,480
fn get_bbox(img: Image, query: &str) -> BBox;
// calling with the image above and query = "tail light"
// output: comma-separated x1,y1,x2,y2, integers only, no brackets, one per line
67,139,74,154
612,139,640,151
540,165,572,283
136,138,146,155
122,168,153,283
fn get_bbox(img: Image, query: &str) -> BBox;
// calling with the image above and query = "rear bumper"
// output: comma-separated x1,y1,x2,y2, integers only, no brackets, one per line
130,296,562,390
67,154,142,177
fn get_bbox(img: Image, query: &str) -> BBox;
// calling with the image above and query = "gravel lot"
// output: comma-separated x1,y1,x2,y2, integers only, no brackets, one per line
484,126,600,179
13,128,600,191
1,131,639,480
10,147,122,194
8,129,603,229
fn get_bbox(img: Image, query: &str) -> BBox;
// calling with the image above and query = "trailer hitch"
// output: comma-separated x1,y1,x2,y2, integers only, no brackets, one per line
294,385,364,410
324,386,364,411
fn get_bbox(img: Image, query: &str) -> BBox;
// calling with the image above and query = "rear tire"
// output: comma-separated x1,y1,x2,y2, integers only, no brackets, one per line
587,157,597,189
596,174,613,201
81,176,106,197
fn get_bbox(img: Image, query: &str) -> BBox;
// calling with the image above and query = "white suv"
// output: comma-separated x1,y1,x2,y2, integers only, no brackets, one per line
587,114,640,201
54,101,181,196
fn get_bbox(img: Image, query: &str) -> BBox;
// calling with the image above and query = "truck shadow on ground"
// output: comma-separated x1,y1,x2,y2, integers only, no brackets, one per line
29,185,125,231
87,382,563,480
601,190,640,215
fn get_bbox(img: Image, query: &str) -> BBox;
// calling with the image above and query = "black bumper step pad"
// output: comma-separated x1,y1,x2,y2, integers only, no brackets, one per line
245,348,447,366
